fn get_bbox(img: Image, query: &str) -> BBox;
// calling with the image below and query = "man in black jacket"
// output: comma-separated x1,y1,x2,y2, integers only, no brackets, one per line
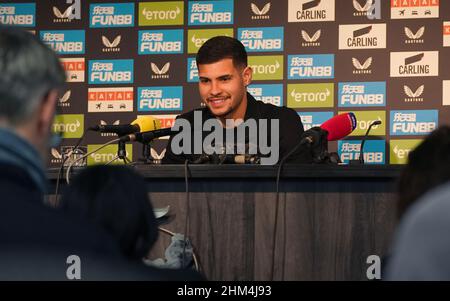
162,36,305,165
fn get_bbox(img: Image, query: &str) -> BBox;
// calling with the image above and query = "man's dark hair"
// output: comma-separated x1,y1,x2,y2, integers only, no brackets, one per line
196,36,247,69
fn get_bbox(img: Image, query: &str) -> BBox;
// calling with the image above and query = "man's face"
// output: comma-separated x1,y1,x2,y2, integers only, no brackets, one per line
198,58,252,120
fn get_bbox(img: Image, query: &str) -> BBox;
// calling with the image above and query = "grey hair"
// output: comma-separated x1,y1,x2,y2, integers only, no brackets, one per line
0,26,66,125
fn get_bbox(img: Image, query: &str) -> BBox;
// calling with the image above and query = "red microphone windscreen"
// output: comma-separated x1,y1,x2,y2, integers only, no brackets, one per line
320,112,357,141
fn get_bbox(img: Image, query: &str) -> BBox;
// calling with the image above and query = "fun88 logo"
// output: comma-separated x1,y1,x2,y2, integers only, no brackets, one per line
40,30,85,55
188,0,233,25
297,111,334,130
338,140,385,164
137,86,183,112
90,3,134,28
0,3,35,26
338,82,385,108
248,84,283,106
238,27,284,52
390,110,438,136
89,59,133,84
139,29,183,55
288,54,334,80
187,57,198,82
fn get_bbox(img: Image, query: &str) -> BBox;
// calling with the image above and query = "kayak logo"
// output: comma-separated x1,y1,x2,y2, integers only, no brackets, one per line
187,28,233,53
53,0,80,23
338,140,385,164
338,82,386,107
188,0,234,26
443,22,450,47
102,35,121,52
297,111,333,130
90,3,134,28
288,54,334,80
187,58,198,82
87,144,132,166
352,57,372,74
151,62,170,79
60,58,85,82
288,0,335,23
403,85,424,102
89,59,133,84
137,114,177,134
58,90,71,107
287,83,334,108
40,30,85,54
139,2,184,26
248,56,283,80
404,26,424,44
251,2,271,20
389,139,422,164
0,3,35,26
99,120,120,137
139,29,183,54
390,51,438,77
137,86,183,112
52,114,84,139
88,87,133,113
248,84,283,106
151,148,166,163
390,110,438,136
339,24,386,49
238,27,284,52
391,0,439,19
301,29,321,47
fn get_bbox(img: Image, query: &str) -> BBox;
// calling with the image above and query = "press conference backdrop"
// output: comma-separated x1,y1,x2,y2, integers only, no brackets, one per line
1,0,449,168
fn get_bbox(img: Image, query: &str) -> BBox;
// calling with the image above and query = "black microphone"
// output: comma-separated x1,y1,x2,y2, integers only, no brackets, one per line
349,120,382,165
120,128,175,143
91,116,160,135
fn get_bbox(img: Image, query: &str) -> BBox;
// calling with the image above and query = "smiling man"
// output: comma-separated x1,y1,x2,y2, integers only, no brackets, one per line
162,36,305,165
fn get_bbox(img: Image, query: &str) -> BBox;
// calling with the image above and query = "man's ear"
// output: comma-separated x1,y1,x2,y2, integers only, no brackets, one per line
242,66,253,87
37,89,58,135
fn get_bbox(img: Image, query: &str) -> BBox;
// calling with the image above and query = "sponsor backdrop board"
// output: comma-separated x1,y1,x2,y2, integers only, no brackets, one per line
1,0,449,166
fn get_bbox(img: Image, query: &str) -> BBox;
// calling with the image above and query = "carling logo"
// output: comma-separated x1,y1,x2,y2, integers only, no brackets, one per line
52,114,84,139
98,120,120,137
139,29,183,54
251,2,271,20
53,1,79,23
188,0,233,26
150,62,170,79
88,87,133,112
89,59,133,84
287,83,334,108
90,3,134,28
188,28,233,54
443,22,450,47
442,80,450,106
248,84,283,106
137,86,183,112
187,57,198,82
338,140,385,164
60,58,85,82
288,54,334,80
102,35,121,52
390,51,438,77
390,110,438,135
391,0,439,19
40,30,85,54
403,84,424,102
338,82,385,107
389,139,422,164
404,26,424,44
288,0,335,22
0,3,35,26
352,57,372,74
248,55,283,80
238,27,283,52
87,144,132,166
301,29,321,47
297,111,333,130
339,24,386,50
339,110,385,136
58,90,72,107
139,1,184,26
50,146,87,166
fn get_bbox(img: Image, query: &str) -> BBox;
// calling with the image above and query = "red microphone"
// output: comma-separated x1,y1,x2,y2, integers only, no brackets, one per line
320,112,357,141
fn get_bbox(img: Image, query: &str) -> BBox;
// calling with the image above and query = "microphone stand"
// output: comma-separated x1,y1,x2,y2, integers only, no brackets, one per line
106,138,131,165
349,120,382,165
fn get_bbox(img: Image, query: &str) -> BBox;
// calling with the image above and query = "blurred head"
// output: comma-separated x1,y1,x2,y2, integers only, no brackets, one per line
397,126,450,217
0,26,65,160
60,165,159,260
196,36,252,122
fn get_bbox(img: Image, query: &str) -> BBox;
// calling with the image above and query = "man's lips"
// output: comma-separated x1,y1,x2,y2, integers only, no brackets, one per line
208,97,229,106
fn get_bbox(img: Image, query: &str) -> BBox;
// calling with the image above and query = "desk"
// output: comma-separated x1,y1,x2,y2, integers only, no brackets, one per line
48,164,402,280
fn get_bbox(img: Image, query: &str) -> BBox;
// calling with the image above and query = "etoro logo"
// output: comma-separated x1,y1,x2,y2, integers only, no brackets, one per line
352,57,372,74
287,83,334,108
58,90,71,107
139,1,184,26
40,30,85,55
301,29,321,47
248,55,283,80
52,114,84,139
390,51,439,77
338,111,385,136
87,144,132,166
403,85,424,102
251,2,271,20
139,30,183,55
188,28,233,54
391,0,439,19
288,0,335,23
102,35,121,52
339,24,386,50
389,139,422,164
404,26,424,44
0,3,35,26
90,3,134,28
238,27,284,52
390,110,437,136
151,62,170,79
188,0,234,26
60,58,85,83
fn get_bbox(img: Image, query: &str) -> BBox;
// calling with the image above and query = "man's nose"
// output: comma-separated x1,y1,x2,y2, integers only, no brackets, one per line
210,81,221,95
